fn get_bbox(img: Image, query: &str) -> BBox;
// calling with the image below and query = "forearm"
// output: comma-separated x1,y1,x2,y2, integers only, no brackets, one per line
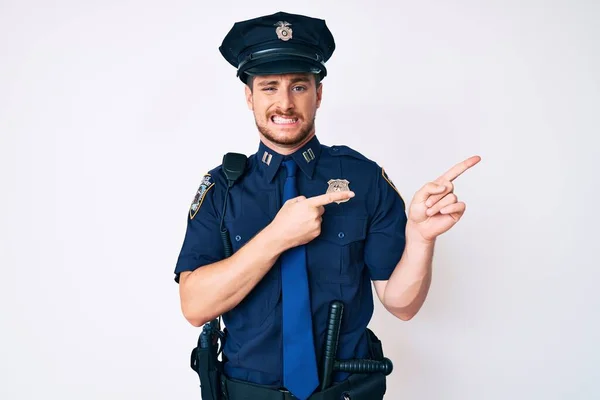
383,236,435,320
179,224,285,326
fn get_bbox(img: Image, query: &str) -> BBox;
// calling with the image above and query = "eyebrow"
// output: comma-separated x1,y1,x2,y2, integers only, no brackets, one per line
256,77,311,87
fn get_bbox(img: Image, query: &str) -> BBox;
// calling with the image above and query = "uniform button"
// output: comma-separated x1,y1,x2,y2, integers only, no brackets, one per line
338,232,345,239
235,235,241,242
332,147,339,152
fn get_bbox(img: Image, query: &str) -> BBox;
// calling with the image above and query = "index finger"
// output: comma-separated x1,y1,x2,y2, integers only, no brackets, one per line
438,155,481,182
306,190,356,206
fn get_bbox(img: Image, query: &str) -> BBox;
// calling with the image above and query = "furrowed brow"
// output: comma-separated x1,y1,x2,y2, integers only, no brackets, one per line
257,80,279,87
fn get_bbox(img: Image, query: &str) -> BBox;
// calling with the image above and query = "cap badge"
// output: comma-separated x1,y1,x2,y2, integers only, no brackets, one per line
274,21,293,41
326,179,351,204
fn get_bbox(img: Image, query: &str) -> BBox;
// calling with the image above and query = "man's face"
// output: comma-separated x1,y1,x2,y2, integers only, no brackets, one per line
245,73,322,148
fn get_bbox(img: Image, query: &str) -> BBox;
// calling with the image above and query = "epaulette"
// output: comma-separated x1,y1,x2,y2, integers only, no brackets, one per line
328,145,376,165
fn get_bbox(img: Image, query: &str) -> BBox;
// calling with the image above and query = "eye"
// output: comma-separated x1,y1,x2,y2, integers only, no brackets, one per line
262,87,276,92
292,85,307,92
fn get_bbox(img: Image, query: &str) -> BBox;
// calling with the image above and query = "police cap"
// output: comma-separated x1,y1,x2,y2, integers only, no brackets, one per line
219,11,336,83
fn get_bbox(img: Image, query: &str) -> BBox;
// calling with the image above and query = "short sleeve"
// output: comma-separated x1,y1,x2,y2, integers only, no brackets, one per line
364,167,408,281
173,173,225,283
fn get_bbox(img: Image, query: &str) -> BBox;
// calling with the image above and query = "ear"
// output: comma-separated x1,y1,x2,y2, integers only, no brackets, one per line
245,85,254,110
316,83,323,109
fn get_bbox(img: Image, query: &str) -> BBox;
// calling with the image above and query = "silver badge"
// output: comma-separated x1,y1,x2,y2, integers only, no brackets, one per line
274,21,292,41
326,179,351,204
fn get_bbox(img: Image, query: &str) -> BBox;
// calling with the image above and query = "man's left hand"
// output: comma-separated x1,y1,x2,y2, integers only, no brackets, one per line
406,155,481,243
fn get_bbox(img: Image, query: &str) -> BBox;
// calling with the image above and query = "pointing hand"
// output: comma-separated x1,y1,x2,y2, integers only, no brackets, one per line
271,190,355,249
407,156,481,243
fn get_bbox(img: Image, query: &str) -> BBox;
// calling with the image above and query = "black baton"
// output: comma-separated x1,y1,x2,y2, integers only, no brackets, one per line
334,357,393,375
321,301,394,391
321,300,344,390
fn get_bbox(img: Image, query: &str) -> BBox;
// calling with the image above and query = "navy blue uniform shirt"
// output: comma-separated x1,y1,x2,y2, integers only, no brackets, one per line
175,135,407,387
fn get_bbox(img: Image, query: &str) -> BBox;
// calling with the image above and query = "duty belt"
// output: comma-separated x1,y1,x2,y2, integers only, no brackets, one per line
191,301,393,400
221,372,387,400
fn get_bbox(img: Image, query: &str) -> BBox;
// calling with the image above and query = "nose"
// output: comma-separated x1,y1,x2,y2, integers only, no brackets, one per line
277,88,295,111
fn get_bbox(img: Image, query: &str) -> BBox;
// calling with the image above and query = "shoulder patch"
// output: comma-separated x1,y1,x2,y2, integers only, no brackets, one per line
382,168,404,201
189,174,215,220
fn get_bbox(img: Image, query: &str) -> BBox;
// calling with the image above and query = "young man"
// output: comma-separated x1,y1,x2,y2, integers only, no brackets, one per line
174,11,480,400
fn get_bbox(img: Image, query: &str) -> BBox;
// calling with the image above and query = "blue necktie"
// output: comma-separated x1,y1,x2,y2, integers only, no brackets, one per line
280,159,319,400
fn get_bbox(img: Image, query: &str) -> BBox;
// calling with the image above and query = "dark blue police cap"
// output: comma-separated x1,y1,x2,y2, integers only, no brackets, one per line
219,11,336,83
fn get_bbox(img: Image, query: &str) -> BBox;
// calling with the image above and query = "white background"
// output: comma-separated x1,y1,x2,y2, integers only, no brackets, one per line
1,0,598,399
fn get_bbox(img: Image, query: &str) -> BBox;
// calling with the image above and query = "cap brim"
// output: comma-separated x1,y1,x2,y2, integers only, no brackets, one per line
244,59,322,76
238,54,326,83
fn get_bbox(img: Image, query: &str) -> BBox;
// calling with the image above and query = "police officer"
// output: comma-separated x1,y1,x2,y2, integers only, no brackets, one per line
175,11,480,400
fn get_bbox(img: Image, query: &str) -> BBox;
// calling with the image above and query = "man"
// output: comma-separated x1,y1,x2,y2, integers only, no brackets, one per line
174,11,480,400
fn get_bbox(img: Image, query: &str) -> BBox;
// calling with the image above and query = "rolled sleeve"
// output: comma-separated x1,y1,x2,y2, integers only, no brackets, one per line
364,167,407,281
174,175,224,283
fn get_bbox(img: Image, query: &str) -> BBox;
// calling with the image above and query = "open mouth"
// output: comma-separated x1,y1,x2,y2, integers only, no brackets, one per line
271,115,299,125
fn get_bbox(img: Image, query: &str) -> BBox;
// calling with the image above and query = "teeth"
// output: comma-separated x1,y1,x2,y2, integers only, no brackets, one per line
272,116,297,124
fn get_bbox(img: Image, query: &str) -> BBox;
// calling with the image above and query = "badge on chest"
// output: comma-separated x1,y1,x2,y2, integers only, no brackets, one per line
326,179,351,204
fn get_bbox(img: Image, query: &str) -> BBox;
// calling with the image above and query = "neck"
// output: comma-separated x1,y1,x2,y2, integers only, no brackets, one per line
259,131,316,156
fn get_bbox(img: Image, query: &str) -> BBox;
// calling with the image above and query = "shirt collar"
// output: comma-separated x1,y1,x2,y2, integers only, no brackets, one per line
257,135,322,183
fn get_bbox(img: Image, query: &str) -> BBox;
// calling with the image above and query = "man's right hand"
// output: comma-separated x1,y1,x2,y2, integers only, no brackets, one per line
267,190,355,251
178,190,354,327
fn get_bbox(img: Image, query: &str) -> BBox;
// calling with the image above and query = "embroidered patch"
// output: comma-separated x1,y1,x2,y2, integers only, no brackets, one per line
189,174,214,220
382,168,403,201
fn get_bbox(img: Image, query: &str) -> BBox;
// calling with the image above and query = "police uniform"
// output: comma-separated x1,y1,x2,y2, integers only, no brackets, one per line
175,11,407,400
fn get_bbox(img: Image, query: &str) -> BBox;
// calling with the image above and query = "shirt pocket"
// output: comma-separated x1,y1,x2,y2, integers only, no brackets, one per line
224,218,280,330
309,215,368,284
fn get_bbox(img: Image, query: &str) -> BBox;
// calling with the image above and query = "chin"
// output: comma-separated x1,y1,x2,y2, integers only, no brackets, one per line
270,133,307,146
259,125,312,147
273,128,303,140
